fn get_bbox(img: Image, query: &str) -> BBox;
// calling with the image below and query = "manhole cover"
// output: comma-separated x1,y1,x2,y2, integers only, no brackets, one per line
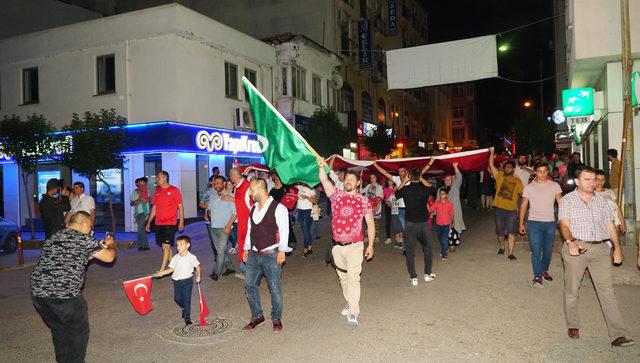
172,318,232,338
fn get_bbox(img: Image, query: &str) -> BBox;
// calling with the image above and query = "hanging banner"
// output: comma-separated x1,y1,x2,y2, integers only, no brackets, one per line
386,35,498,89
388,0,398,35
358,20,373,69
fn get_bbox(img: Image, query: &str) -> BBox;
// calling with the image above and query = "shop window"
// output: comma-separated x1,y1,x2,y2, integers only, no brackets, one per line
22,67,39,104
292,66,306,100
225,62,238,99
312,74,322,106
96,54,115,95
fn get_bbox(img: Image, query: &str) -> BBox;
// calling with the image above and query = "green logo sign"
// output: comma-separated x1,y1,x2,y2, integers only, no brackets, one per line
632,71,639,107
562,87,594,117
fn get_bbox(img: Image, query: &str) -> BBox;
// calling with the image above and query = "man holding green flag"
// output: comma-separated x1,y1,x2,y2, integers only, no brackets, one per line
242,77,328,186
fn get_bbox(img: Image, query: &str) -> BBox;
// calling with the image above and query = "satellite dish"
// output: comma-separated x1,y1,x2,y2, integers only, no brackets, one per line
331,73,344,90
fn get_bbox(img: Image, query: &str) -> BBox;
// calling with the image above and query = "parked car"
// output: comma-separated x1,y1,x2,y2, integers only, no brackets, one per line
0,217,20,254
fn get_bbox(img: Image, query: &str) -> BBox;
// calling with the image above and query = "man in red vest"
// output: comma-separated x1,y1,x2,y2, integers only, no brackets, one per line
241,179,291,332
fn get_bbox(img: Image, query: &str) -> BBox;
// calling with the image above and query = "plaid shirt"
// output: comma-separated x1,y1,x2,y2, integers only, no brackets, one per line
558,190,614,241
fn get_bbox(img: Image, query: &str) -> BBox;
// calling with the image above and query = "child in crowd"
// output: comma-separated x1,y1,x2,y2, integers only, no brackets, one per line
384,179,403,248
154,235,201,325
429,187,454,261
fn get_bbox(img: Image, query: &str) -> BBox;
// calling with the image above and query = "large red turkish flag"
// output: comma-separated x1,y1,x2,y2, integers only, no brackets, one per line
123,276,153,315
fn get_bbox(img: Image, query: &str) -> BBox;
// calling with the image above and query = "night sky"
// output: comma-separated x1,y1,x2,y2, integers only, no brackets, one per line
422,0,556,145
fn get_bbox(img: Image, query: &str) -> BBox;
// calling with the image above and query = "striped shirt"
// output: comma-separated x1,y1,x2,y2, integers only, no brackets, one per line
558,190,614,241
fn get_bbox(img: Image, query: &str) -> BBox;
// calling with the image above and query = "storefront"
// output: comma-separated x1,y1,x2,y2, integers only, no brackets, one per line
1,121,265,232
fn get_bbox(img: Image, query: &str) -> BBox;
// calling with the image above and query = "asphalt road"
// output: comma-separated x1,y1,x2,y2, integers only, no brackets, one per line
1,209,638,362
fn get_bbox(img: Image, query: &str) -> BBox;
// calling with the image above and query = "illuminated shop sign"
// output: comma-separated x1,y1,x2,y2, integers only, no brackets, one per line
195,130,268,154
0,122,264,163
0,135,73,162
562,87,594,117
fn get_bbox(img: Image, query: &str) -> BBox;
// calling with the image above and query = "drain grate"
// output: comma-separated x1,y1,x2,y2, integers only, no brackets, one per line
172,318,232,338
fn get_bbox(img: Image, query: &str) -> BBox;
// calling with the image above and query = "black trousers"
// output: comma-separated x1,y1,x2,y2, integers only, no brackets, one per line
32,294,90,363
404,221,434,278
384,204,392,238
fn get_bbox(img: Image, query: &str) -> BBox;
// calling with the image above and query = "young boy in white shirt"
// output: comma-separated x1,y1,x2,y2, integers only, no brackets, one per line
154,235,201,325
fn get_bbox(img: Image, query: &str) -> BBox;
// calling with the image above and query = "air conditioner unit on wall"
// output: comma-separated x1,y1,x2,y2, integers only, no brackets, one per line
234,107,254,130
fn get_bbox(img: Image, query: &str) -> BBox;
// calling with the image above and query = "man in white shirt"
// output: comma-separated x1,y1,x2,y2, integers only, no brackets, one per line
515,155,534,186
241,179,292,333
67,182,96,229
296,183,318,256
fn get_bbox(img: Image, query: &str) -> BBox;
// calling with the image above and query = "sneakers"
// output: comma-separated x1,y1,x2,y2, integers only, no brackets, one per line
395,241,403,249
410,278,418,286
532,277,544,288
235,272,246,280
508,254,517,260
611,337,635,347
221,269,235,277
441,256,448,261
542,271,553,282
272,319,283,333
424,273,436,282
341,304,349,316
384,238,392,244
209,273,219,281
497,248,505,255
347,314,359,326
184,318,193,325
242,316,266,331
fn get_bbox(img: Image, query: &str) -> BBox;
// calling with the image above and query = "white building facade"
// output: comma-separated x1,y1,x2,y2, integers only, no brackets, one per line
0,4,276,232
564,0,640,225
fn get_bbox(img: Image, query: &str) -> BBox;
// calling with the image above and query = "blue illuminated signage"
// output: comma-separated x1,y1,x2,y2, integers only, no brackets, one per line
0,121,265,163
358,20,372,68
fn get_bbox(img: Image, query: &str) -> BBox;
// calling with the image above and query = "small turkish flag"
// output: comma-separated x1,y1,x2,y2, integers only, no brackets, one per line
280,193,299,210
123,276,153,315
198,283,210,327
368,196,383,209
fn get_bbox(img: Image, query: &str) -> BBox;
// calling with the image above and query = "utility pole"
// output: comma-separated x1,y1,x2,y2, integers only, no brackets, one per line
617,0,635,245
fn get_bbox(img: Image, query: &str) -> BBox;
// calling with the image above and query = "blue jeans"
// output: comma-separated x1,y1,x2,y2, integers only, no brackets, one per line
228,224,238,248
135,213,149,249
173,277,193,319
210,227,233,275
435,224,450,258
527,220,557,278
297,209,313,248
398,208,406,230
245,252,283,321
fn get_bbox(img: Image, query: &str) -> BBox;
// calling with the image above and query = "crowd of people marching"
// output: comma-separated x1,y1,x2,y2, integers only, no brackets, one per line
30,147,637,361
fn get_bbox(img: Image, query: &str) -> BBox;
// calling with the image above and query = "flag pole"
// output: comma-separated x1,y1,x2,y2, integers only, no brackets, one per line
242,76,323,160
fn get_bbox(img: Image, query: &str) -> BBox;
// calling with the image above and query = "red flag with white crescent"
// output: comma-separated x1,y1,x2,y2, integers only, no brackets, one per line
122,276,153,315
198,283,210,326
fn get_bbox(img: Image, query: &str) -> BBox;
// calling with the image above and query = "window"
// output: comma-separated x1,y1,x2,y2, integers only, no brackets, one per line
96,54,115,95
244,68,257,86
312,74,322,105
326,79,336,108
451,106,464,119
339,83,354,112
452,127,465,142
225,62,238,98
281,67,288,96
292,66,306,100
340,22,350,57
22,67,39,104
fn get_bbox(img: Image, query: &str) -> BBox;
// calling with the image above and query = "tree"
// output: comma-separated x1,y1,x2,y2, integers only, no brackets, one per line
305,107,348,157
513,110,555,156
363,122,395,158
0,114,58,239
61,109,128,232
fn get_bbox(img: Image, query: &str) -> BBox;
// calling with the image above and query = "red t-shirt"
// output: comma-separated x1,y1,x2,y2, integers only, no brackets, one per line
433,200,454,226
152,185,182,225
330,189,372,243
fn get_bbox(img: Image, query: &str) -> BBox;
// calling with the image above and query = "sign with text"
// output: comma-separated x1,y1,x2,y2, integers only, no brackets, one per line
96,169,123,204
388,0,398,34
358,20,373,69
562,87,594,117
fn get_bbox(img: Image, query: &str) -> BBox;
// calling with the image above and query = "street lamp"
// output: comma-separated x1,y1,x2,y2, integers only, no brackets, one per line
523,100,533,108
498,44,509,52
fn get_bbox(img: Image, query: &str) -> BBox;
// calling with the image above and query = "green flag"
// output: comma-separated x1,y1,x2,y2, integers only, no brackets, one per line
242,77,327,186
